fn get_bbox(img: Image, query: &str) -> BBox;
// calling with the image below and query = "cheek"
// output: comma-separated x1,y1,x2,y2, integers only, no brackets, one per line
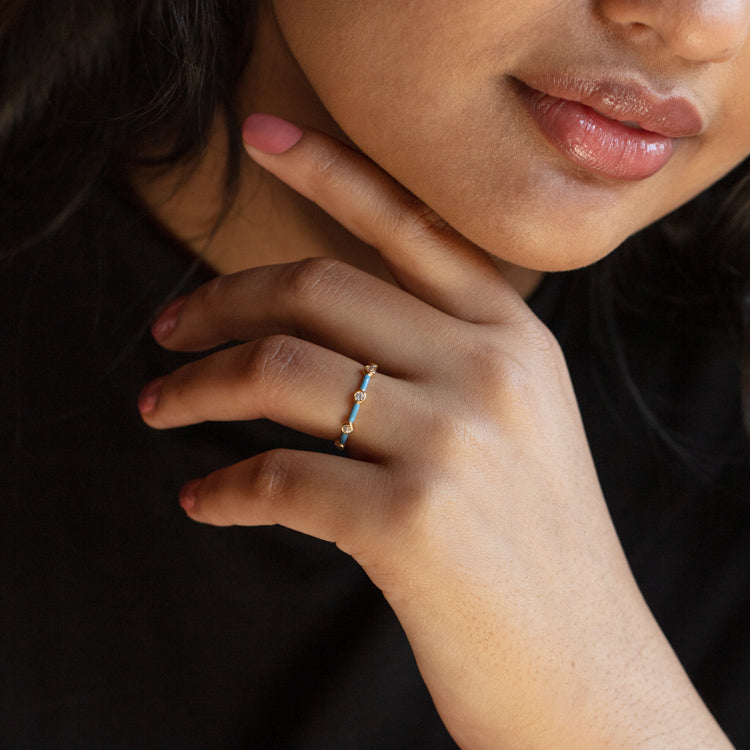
333,91,643,271
272,2,448,120
271,2,750,272
269,5,656,269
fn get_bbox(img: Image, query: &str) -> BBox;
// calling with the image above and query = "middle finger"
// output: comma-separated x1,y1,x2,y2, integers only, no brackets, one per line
152,258,462,379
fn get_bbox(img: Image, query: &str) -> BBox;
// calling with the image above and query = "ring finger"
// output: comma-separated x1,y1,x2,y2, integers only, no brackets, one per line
138,334,416,459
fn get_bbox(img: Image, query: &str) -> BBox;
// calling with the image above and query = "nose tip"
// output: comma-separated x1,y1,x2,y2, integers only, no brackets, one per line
598,0,750,63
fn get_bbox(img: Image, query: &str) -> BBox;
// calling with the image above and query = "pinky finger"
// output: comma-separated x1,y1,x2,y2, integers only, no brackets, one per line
179,449,390,558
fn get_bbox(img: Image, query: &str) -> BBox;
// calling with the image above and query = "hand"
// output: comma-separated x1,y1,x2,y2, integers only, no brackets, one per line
138,117,732,749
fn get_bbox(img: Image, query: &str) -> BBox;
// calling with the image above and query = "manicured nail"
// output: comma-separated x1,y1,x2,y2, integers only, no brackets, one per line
151,296,186,341
138,377,165,415
242,113,303,154
179,478,203,511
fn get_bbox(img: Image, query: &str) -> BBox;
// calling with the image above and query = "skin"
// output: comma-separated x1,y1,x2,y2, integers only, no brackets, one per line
137,0,750,747
268,0,750,271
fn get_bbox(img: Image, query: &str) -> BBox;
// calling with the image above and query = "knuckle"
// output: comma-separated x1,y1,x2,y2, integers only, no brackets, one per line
247,450,293,516
285,256,353,306
311,140,349,187
516,318,562,358
465,337,507,374
496,357,536,407
390,195,453,246
465,325,565,406
243,334,307,390
462,338,538,416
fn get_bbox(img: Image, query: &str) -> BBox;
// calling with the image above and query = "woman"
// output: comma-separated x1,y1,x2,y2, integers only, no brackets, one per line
1,1,749,747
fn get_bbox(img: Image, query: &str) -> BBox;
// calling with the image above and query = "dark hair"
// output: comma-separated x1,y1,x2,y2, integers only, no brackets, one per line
0,0,257,255
1,0,749,439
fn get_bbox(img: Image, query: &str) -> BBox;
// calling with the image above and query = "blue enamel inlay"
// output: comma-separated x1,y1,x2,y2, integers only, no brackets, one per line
336,365,377,449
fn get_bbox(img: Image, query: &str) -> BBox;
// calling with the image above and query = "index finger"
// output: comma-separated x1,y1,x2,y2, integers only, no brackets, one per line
242,114,532,325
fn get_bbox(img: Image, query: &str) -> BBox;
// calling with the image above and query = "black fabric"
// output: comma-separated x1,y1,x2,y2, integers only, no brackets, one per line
1,181,748,749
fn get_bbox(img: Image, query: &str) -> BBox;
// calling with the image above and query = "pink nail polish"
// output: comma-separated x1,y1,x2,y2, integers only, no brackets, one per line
151,297,186,341
179,479,203,511
242,113,303,154
138,377,165,415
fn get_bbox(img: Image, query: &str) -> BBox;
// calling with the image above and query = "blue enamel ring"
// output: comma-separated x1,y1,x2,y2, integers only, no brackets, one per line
334,363,378,450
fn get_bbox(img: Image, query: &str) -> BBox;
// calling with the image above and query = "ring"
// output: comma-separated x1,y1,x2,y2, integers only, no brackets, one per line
334,363,378,450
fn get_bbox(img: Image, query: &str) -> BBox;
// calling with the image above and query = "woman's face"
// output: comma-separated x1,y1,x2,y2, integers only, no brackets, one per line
270,0,750,271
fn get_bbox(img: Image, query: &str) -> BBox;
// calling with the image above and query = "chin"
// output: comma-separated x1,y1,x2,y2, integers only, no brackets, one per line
452,200,630,273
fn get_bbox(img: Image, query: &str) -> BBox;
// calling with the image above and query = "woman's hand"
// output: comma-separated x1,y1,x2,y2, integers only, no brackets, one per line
138,116,732,749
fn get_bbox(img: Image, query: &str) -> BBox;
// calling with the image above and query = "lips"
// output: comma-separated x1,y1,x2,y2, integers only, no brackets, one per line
511,74,704,181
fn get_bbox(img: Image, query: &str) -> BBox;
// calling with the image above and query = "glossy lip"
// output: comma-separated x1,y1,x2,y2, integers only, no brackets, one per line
510,74,704,181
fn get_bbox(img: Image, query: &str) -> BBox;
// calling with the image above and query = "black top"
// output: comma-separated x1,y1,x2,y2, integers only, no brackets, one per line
1,182,748,749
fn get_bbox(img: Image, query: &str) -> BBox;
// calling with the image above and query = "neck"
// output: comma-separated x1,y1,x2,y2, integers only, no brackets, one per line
132,3,543,300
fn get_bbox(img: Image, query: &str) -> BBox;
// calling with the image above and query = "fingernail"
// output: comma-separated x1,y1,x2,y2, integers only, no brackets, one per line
242,113,303,154
138,377,165,415
151,297,186,341
179,478,203,511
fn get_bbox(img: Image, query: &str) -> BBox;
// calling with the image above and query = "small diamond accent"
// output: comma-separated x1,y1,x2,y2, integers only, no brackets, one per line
364,364,378,375
353,390,367,403
341,422,354,435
